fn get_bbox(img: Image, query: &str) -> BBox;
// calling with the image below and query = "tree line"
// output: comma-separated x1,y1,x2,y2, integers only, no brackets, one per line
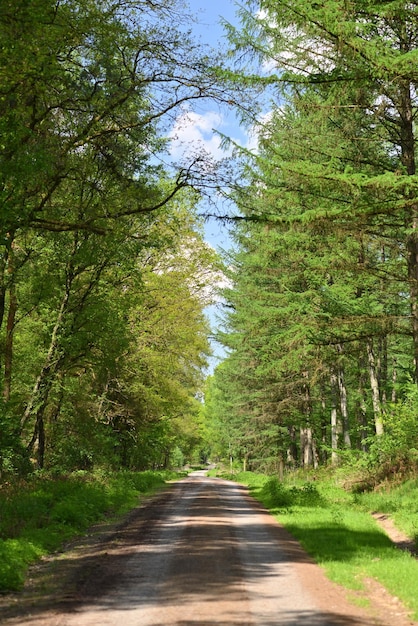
2,0,417,478
205,0,418,475
0,0,233,474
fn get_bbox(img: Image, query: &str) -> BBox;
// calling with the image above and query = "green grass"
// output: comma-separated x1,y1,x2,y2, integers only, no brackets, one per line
0,469,182,592
352,477,418,541
223,470,418,621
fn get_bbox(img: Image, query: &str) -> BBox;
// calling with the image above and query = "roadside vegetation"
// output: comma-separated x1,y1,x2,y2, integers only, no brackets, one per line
0,469,182,593
211,467,418,621
1,1,418,619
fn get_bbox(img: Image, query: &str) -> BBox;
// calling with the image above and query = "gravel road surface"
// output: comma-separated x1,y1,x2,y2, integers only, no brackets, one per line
1,472,416,626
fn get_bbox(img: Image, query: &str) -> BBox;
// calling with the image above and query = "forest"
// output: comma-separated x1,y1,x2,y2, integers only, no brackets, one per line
0,0,231,474
1,0,418,481
204,0,418,480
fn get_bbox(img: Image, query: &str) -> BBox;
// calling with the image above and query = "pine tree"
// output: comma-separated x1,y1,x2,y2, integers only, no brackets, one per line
230,0,418,381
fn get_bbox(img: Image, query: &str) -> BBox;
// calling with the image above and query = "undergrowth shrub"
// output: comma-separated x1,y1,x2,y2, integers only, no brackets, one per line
259,477,324,510
345,387,418,492
0,411,32,478
261,477,292,508
289,482,324,507
0,539,43,591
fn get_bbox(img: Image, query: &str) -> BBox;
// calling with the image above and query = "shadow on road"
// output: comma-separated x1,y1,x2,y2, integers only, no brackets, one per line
0,476,393,626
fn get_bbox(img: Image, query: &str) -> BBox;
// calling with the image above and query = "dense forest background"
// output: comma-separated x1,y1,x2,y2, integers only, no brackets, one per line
1,0,418,479
204,0,418,478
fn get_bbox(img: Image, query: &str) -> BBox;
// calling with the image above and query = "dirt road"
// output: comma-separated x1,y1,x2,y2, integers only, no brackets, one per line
1,472,416,626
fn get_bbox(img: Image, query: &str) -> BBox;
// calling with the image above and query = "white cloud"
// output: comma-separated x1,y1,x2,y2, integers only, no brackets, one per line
168,105,266,165
255,9,336,76
169,109,228,161
153,237,231,306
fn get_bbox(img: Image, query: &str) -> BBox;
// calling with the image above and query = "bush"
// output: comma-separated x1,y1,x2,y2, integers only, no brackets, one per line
289,482,324,507
0,411,32,478
261,477,292,508
0,539,43,591
340,387,418,492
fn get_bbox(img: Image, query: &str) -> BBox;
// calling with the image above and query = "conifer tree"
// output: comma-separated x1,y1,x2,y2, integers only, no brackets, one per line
229,0,418,381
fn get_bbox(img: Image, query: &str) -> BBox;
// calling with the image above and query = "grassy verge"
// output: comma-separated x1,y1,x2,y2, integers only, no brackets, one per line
0,469,182,592
216,470,418,620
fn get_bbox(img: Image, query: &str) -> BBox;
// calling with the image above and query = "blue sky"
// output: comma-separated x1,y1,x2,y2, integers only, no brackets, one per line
193,1,241,369
193,0,238,42
169,0,248,250
169,1,248,371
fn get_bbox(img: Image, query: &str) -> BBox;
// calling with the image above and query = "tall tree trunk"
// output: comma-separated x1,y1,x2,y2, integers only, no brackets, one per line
311,434,318,469
300,424,314,467
407,230,418,383
27,411,46,469
379,336,388,406
0,233,13,389
320,386,328,464
357,368,369,452
391,358,397,403
330,370,341,465
300,371,316,467
366,339,384,436
3,283,16,402
337,366,351,448
399,79,418,383
0,250,6,338
336,345,351,448
3,236,17,402
277,454,284,481
287,425,298,465
37,413,45,468
21,286,70,437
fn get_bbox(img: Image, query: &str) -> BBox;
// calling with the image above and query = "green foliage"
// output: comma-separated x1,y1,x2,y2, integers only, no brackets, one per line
0,0,231,237
0,539,43,592
0,470,176,591
338,387,418,490
257,476,324,510
261,477,293,508
0,188,215,473
208,0,418,474
373,390,418,468
0,0,230,477
170,446,185,469
0,409,31,477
